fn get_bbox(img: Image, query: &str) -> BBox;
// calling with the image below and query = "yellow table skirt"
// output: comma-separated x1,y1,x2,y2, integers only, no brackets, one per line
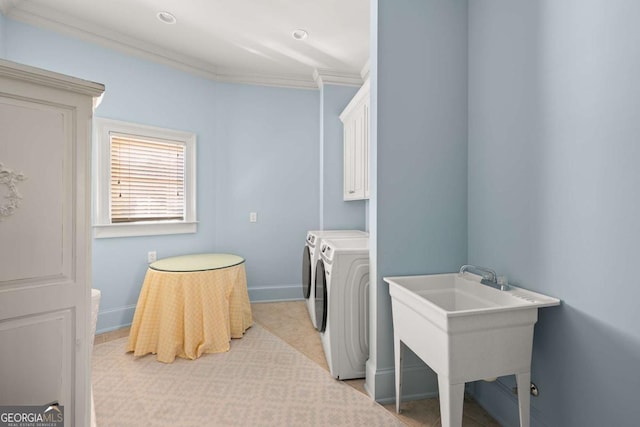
126,262,253,363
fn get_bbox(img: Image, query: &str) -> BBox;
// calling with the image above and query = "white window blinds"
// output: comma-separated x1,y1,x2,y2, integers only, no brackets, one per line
110,134,185,223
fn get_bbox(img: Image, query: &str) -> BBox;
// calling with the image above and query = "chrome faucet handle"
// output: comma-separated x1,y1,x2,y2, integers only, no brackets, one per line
459,264,472,274
482,271,497,282
459,264,497,282
460,265,509,291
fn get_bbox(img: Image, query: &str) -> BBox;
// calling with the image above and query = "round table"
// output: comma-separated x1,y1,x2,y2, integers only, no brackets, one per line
127,253,253,363
150,253,245,272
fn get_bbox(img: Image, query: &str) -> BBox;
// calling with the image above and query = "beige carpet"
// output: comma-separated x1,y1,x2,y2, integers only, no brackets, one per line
92,324,405,427
251,301,501,427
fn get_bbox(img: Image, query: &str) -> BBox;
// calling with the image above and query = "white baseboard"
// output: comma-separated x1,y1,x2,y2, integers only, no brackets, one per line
366,361,439,404
247,283,303,302
96,304,136,334
469,378,547,427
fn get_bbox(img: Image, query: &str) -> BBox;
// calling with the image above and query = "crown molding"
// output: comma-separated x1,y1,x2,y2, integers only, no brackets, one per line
313,68,363,89
360,60,370,81
0,0,17,16
216,68,319,90
6,3,221,80
339,78,370,121
5,2,323,89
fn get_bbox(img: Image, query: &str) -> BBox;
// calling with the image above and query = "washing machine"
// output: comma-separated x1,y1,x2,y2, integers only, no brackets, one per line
302,230,367,329
315,237,369,379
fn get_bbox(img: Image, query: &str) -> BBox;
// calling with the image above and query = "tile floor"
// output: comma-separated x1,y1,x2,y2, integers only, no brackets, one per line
95,300,501,427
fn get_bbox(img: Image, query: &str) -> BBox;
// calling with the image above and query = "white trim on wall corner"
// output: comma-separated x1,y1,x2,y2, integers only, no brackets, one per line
313,68,364,89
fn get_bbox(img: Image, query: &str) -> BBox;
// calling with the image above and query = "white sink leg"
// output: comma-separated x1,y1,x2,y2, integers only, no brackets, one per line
437,376,464,427
516,372,531,427
394,338,404,414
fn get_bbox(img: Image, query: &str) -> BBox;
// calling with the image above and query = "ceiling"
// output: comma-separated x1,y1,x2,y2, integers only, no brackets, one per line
0,0,370,88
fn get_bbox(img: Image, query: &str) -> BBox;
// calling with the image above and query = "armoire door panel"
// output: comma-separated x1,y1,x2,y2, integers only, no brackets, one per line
0,310,72,406
0,98,72,285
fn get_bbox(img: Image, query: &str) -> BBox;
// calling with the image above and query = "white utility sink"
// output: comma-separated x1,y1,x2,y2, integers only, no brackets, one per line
386,272,559,427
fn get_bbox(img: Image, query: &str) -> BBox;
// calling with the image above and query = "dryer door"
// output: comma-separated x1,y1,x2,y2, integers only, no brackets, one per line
302,245,312,298
315,259,328,332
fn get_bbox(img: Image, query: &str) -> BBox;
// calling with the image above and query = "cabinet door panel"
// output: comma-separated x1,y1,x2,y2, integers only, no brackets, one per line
364,98,370,199
341,81,370,201
344,119,359,199
354,102,366,198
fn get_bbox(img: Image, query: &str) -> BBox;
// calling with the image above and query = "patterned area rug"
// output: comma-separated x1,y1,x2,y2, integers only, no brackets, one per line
92,324,405,427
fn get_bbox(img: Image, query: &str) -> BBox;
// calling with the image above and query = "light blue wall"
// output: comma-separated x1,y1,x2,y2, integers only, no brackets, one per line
368,0,468,401
319,83,366,230
4,18,321,332
213,82,319,301
5,19,217,332
468,1,640,426
0,10,5,58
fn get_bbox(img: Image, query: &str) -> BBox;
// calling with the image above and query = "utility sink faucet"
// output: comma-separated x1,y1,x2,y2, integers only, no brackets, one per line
459,265,509,291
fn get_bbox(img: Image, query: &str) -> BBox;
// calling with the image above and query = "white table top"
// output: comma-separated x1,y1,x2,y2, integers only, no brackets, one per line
149,253,245,272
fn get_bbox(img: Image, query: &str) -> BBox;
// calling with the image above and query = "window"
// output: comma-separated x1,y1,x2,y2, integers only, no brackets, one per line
110,135,185,223
94,118,196,238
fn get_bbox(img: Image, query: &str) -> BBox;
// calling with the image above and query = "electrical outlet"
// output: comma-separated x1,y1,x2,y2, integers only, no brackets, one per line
249,212,257,223
147,251,157,263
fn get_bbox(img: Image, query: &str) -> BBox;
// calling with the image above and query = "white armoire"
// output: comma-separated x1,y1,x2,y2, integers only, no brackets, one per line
0,59,104,426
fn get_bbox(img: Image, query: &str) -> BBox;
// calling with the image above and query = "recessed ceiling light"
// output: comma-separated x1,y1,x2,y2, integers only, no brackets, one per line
157,11,177,25
292,29,308,40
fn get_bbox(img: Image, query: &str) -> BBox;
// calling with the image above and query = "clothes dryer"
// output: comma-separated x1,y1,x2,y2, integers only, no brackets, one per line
315,237,369,379
302,230,367,329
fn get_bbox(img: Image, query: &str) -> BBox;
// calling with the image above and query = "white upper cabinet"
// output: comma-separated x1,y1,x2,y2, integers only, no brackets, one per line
340,79,370,201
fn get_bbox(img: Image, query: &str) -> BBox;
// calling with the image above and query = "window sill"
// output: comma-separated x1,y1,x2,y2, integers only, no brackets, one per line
93,221,198,239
